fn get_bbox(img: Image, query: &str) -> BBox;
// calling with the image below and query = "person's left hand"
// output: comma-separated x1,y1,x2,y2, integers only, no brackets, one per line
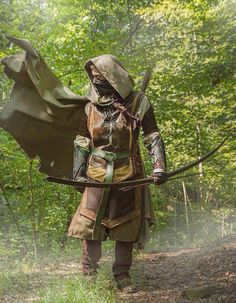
153,171,168,185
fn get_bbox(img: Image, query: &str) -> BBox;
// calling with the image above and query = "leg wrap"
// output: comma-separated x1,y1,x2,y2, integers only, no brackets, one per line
112,241,133,280
82,240,102,275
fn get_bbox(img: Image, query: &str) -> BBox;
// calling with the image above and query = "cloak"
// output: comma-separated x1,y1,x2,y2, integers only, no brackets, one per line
0,37,88,178
1,37,156,247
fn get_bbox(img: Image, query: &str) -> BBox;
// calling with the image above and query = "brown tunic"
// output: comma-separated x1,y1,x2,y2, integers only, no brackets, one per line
68,93,158,243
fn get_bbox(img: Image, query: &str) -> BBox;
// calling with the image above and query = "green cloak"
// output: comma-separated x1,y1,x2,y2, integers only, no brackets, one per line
0,37,89,178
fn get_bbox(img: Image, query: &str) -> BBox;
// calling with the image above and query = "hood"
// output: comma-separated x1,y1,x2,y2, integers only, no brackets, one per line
85,54,134,105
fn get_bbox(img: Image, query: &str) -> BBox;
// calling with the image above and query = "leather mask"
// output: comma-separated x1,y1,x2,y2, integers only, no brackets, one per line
93,78,115,96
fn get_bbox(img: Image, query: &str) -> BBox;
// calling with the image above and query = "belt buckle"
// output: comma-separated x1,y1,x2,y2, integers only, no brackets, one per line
106,151,116,162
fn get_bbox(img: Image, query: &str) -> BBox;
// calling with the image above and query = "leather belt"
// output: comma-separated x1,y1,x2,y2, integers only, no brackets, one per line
90,148,131,239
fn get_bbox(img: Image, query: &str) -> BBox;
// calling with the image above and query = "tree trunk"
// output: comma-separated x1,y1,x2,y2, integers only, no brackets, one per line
0,181,28,254
29,160,38,258
182,181,191,243
196,124,204,206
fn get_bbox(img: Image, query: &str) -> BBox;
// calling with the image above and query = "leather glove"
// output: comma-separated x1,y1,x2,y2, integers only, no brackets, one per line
153,170,168,185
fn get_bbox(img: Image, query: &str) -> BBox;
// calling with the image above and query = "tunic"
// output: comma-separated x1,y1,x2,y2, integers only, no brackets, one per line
68,91,159,244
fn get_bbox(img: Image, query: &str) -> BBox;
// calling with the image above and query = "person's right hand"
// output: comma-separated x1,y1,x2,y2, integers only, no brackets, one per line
153,171,168,185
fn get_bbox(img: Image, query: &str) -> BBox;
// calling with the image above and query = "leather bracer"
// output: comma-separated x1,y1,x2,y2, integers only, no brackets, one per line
143,131,166,171
73,135,90,180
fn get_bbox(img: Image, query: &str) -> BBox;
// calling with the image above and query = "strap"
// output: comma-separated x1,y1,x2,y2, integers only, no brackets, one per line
113,92,144,129
91,148,131,162
92,161,113,239
91,148,131,239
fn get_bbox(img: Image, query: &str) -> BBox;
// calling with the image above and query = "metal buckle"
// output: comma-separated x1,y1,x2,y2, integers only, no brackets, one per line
105,151,117,162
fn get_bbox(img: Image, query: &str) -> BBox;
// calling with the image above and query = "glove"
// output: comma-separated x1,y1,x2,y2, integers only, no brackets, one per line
153,169,168,185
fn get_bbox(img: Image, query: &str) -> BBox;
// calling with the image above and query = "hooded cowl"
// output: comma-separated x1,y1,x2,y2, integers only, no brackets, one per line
84,54,134,105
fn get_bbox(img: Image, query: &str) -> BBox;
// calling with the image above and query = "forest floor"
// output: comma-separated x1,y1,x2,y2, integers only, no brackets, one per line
0,235,235,303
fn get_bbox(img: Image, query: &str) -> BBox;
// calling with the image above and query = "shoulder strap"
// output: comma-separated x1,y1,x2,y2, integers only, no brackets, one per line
113,92,144,129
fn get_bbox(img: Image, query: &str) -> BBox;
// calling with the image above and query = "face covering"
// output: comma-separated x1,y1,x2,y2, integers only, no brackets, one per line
92,77,123,106
93,78,115,96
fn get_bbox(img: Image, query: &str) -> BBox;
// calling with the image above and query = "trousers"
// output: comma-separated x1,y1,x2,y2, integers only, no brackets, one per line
82,239,134,280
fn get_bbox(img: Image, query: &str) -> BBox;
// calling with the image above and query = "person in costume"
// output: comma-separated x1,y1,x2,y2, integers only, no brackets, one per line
0,37,167,291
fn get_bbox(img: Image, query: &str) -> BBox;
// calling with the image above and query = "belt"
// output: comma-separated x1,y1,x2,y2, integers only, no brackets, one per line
90,148,131,239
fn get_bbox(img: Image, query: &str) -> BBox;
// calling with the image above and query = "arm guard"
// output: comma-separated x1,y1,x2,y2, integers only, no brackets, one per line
73,135,90,180
143,132,166,171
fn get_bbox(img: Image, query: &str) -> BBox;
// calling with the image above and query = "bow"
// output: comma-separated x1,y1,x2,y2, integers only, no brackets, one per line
46,137,227,189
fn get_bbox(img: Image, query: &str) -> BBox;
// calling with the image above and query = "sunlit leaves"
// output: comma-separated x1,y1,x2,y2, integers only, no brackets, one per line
0,0,235,250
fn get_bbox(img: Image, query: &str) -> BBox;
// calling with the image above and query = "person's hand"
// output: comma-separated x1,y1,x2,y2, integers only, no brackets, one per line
153,170,168,185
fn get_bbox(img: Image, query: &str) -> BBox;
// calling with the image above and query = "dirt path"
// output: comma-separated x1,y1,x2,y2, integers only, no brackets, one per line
118,235,236,303
1,235,235,303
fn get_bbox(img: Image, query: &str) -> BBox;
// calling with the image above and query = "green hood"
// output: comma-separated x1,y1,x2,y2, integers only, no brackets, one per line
85,54,134,105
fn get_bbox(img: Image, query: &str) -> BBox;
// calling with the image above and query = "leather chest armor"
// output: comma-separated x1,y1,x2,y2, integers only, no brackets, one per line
86,102,139,182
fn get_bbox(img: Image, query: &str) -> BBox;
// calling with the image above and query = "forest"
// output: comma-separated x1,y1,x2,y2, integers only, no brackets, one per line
0,0,235,302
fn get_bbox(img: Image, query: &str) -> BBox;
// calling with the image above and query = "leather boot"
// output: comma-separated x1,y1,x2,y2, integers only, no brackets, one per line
112,241,136,292
82,240,102,276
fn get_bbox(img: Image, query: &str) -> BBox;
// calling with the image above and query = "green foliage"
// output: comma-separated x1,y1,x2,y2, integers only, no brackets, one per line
0,0,235,257
0,252,116,303
37,272,116,303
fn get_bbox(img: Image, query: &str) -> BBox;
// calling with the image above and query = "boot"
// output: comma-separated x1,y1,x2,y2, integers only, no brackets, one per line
82,240,102,276
112,241,136,293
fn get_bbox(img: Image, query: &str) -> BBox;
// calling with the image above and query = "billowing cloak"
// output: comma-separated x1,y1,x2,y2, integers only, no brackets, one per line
0,37,89,178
